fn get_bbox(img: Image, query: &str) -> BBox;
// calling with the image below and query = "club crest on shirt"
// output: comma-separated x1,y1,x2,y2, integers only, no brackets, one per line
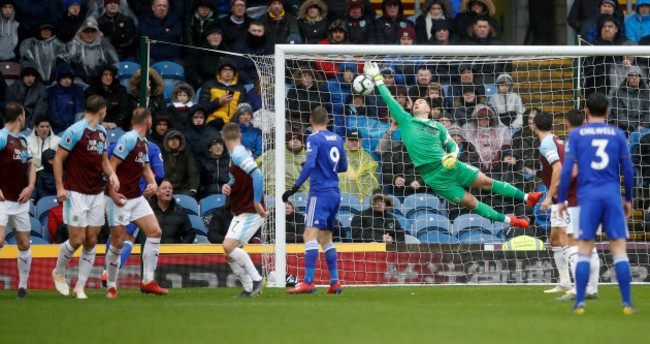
88,139,105,154
135,151,145,166
20,138,27,148
99,132,105,142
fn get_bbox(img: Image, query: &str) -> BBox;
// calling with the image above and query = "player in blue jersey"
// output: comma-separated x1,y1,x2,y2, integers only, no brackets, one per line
557,93,638,314
100,139,164,289
283,106,348,294
221,122,268,298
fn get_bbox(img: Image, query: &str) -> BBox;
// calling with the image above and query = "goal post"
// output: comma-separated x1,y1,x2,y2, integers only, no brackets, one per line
267,44,650,287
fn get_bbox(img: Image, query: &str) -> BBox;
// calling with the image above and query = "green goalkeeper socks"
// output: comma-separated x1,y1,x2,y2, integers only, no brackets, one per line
490,180,526,201
473,201,506,223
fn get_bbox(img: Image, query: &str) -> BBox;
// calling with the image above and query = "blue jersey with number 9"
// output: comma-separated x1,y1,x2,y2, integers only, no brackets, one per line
565,122,629,201
302,130,347,195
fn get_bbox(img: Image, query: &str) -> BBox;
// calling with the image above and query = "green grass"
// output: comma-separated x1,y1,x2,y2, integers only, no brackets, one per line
1,285,648,344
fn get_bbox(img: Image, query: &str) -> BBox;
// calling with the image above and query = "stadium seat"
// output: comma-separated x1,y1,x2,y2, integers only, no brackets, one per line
29,216,44,238
532,185,550,230
29,236,50,245
412,213,452,237
199,194,226,217
20,129,33,137
408,14,419,22
629,128,650,155
417,231,459,244
0,61,20,85
441,84,450,97
151,61,185,80
403,193,445,218
404,234,420,244
106,128,125,145
36,195,59,226
485,84,497,97
194,234,211,244
29,199,35,217
337,213,355,229
491,221,510,240
174,194,199,215
189,214,207,235
339,193,362,214
452,214,492,236
118,61,140,88
458,230,503,244
362,194,402,214
244,83,254,92
290,193,308,213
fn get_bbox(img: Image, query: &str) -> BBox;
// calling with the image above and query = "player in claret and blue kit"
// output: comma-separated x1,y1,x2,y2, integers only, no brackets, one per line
557,93,638,315
283,106,348,295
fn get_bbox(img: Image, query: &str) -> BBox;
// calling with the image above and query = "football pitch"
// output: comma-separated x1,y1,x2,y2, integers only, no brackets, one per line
1,285,648,344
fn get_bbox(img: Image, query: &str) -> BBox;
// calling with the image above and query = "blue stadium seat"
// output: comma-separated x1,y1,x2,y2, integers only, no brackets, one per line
491,221,510,239
404,234,420,244
485,84,497,97
441,84,450,97
412,213,452,237
532,185,550,230
417,231,459,244
362,194,402,214
107,128,125,145
151,61,185,80
244,83,254,92
408,14,419,22
20,129,32,137
174,194,199,215
29,216,43,238
118,61,140,88
194,234,211,244
29,199,35,217
36,195,59,226
339,193,362,214
629,127,650,155
458,230,503,244
199,194,226,217
452,214,492,236
29,236,50,245
189,214,207,235
290,193,308,213
337,213,355,229
403,193,446,218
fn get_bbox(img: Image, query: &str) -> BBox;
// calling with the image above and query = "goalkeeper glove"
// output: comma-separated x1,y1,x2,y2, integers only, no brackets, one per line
441,153,457,170
282,185,299,203
363,61,383,82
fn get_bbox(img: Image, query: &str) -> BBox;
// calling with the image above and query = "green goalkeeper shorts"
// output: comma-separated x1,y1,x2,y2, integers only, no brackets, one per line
416,161,480,205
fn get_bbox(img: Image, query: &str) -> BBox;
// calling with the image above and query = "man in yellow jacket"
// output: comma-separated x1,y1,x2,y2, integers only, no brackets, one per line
198,57,247,129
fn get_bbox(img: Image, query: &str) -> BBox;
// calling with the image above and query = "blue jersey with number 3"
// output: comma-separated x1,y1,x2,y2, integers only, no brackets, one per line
295,130,347,195
564,122,630,201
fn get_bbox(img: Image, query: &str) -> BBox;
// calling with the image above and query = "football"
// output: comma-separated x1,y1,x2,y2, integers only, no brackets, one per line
352,74,375,96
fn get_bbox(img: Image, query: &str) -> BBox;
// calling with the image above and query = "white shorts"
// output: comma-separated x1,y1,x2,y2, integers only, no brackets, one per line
225,213,264,246
63,191,104,227
550,204,578,235
566,206,578,235
105,196,154,227
0,200,31,232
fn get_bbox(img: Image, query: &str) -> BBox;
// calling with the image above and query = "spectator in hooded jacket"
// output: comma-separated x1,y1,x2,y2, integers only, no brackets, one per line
386,28,424,86
297,0,329,44
13,0,63,39
34,148,57,201
54,0,85,43
232,102,262,158
85,64,130,130
327,0,375,20
5,61,47,129
0,0,21,62
184,26,226,90
283,201,306,243
314,19,351,79
461,14,503,45
47,63,85,134
488,72,524,129
625,0,650,42
167,83,196,131
26,115,60,171
231,20,275,85
322,61,357,118
162,130,200,197
260,0,302,44
344,0,374,44
453,0,498,40
370,0,414,44
218,0,254,49
198,135,230,199
147,111,173,148
611,66,650,133
580,0,625,42
287,67,323,132
97,0,137,61
138,0,183,63
447,63,485,109
462,104,511,172
198,58,247,128
184,0,220,47
427,18,461,45
567,0,599,34
19,20,67,85
127,67,169,124
182,104,219,167
415,0,453,44
351,193,405,243
150,180,195,243
64,17,119,86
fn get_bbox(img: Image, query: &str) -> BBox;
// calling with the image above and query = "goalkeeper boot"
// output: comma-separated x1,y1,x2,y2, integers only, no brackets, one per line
140,280,168,295
325,281,342,295
568,302,586,315
506,215,529,228
286,282,316,294
106,287,117,299
623,303,640,315
101,271,107,289
527,192,544,207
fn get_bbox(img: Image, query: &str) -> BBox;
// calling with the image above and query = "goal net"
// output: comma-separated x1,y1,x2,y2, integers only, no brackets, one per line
258,45,650,287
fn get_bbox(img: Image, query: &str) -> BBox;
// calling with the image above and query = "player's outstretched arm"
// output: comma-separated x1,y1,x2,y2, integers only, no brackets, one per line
363,61,410,125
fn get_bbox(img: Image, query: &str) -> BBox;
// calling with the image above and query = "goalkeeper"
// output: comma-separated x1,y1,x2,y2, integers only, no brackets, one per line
364,62,540,227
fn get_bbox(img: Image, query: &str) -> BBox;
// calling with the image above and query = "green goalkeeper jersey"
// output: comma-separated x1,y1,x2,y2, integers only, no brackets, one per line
376,82,457,168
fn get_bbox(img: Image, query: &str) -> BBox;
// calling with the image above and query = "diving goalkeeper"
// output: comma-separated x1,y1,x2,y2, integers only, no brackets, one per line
364,62,540,227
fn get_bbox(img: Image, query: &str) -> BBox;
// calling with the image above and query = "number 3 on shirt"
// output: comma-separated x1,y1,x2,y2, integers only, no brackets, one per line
330,147,340,172
591,139,609,170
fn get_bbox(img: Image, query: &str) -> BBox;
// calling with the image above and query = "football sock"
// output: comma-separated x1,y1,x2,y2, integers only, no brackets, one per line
103,236,112,270
228,259,253,292
613,254,632,306
552,246,570,287
55,240,75,276
75,246,96,290
574,254,590,307
18,248,32,289
490,180,526,201
142,237,160,284
473,201,506,223
304,240,319,285
587,247,600,294
323,242,338,285
230,247,262,281
120,240,134,268
105,245,122,289
567,245,578,283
